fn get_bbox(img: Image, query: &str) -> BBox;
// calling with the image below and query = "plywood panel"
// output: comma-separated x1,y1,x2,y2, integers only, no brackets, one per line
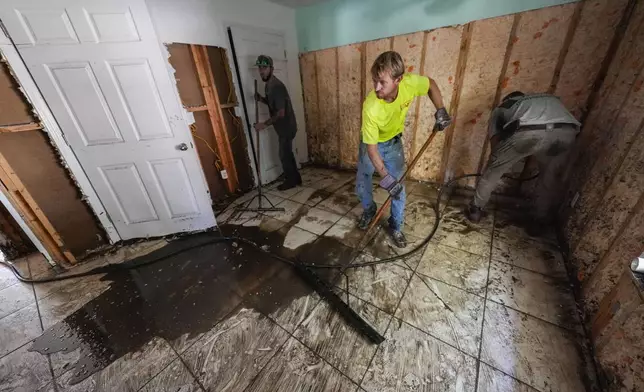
501,4,576,96
555,0,629,119
167,43,205,107
582,197,644,317
567,68,644,251
364,38,392,96
316,48,339,166
413,25,465,181
0,62,35,126
0,131,105,257
337,44,362,168
444,17,513,185
564,2,644,248
299,52,320,163
393,32,425,160
573,130,644,282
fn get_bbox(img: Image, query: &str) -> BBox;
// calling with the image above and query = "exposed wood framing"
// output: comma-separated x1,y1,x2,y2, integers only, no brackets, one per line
0,153,75,264
190,44,239,193
476,14,521,176
582,0,640,124
0,122,41,133
438,23,473,183
186,103,236,113
548,1,585,93
186,105,208,112
410,31,430,157
335,46,341,165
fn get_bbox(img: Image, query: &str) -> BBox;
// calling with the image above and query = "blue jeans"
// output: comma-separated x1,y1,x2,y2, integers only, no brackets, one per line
355,135,406,231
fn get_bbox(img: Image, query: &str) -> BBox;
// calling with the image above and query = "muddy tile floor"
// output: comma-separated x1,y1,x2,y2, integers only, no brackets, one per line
0,167,598,392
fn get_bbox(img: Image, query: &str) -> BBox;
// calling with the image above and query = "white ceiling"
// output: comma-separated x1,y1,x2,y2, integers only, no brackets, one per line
267,0,330,8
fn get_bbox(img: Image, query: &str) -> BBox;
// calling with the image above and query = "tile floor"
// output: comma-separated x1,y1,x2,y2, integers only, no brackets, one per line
0,167,598,392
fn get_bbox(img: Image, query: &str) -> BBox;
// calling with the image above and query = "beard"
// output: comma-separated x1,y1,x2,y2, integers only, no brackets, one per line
261,71,272,82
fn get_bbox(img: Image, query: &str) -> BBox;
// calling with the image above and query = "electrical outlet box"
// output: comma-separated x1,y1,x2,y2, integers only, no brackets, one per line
220,170,228,179
571,192,580,208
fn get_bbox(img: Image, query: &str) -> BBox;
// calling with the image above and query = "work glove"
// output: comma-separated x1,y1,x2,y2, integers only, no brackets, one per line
379,174,403,198
435,107,452,131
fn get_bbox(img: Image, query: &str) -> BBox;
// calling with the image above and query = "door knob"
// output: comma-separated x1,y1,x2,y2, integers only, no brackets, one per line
176,143,188,151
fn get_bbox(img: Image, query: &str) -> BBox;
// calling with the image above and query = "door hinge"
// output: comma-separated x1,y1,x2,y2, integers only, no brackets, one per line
284,50,287,59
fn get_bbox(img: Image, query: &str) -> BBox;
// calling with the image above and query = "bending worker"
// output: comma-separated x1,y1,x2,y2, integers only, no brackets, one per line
465,92,580,227
357,51,451,248
254,55,302,191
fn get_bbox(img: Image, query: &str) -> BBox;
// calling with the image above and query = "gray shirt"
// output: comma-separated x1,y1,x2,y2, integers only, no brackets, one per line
265,76,297,139
488,94,581,138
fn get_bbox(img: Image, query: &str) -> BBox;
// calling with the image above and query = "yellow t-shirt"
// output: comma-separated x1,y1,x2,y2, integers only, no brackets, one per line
361,73,430,145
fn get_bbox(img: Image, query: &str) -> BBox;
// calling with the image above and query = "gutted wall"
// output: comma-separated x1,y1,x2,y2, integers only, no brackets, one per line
0,61,106,259
167,43,253,200
300,0,628,188
146,0,309,167
559,0,644,388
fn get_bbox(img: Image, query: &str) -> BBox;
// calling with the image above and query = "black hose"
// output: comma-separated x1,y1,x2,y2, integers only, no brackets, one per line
0,172,511,283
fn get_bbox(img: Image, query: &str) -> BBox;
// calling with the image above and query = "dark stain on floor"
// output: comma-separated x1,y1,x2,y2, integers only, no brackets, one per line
28,221,360,385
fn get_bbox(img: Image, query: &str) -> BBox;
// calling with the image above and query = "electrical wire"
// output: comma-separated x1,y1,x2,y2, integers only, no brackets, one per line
0,171,542,284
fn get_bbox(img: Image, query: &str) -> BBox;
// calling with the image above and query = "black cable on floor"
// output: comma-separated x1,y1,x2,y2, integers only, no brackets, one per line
1,172,532,284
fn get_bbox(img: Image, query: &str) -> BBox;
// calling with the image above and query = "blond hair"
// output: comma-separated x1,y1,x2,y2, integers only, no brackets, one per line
371,51,405,80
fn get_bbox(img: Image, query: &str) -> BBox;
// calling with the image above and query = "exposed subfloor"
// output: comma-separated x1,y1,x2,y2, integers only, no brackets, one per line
0,166,598,392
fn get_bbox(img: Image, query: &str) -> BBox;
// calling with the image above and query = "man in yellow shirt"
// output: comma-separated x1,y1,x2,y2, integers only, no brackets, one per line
356,51,451,248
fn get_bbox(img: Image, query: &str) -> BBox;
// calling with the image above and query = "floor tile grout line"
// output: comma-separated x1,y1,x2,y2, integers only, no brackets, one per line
280,320,369,390
356,239,434,389
47,355,60,392
485,299,585,336
28,258,60,392
164,339,209,392
0,297,38,323
394,316,480,361
414,269,488,299
240,308,338,392
473,207,497,392
490,256,569,280
0,339,35,362
132,342,194,392
479,358,547,392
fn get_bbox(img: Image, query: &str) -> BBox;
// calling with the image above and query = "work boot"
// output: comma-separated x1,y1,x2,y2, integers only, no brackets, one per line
296,173,302,185
277,181,297,191
358,204,377,230
464,203,483,223
390,230,407,248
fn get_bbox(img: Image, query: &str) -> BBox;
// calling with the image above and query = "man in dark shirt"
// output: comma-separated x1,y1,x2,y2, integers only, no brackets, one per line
254,55,301,191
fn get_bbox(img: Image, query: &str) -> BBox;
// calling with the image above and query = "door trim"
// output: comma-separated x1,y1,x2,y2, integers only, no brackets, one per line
0,30,121,244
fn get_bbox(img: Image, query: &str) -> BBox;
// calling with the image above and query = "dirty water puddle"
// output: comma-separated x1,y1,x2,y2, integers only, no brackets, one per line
28,223,360,385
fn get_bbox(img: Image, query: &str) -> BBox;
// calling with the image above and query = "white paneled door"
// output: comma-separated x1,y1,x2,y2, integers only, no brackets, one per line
0,0,216,239
229,26,289,185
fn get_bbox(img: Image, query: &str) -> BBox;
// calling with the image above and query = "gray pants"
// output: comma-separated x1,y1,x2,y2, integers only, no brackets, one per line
474,125,577,220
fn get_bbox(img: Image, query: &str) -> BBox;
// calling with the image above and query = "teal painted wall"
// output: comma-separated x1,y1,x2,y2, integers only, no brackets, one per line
296,0,579,52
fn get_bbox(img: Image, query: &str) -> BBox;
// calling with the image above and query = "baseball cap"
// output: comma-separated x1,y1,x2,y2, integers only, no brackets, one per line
255,55,273,67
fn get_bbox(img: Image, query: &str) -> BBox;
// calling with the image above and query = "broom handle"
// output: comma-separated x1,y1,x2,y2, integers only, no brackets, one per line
255,79,262,186
365,128,439,234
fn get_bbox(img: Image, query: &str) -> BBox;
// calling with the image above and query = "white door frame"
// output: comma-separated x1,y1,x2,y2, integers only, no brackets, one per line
224,22,291,187
0,28,121,244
